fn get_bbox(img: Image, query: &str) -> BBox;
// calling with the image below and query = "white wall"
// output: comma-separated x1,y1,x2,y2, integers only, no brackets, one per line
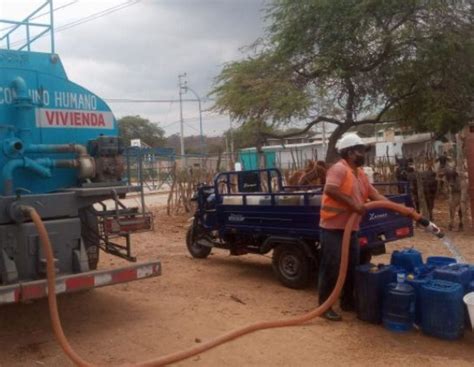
272,144,326,169
375,142,403,162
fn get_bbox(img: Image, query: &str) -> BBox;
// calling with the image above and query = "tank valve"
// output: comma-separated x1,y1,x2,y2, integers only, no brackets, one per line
78,156,96,179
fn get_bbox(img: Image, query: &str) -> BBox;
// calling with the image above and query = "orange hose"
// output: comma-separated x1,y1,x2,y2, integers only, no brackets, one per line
25,200,422,367
28,208,95,367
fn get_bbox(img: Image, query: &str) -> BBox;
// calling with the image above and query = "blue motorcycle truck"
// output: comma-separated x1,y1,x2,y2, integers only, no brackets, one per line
186,168,414,289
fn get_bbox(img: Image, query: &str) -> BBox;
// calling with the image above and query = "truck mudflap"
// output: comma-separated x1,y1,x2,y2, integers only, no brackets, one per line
0,261,161,305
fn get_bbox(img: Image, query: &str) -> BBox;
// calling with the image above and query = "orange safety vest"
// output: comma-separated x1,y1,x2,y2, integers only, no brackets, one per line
320,160,369,220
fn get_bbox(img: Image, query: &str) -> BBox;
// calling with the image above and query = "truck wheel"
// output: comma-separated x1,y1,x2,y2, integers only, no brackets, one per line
272,244,311,289
186,225,212,259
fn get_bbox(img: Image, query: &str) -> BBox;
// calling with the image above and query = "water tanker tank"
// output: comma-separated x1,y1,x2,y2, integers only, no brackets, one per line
0,49,118,194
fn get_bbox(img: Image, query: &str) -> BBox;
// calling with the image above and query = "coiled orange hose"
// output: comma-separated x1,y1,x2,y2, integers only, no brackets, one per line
25,201,422,367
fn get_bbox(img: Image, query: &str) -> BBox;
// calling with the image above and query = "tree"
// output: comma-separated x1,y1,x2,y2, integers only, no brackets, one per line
117,115,165,147
223,120,280,150
211,53,312,167
212,0,474,162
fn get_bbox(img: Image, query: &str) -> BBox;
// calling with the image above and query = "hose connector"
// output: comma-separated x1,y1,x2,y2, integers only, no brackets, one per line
417,218,445,238
8,203,34,223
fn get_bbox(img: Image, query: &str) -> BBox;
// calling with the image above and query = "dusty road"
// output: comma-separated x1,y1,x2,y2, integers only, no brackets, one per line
0,200,473,366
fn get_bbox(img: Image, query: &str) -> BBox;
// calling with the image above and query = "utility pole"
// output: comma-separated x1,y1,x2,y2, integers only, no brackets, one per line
178,73,186,165
182,84,204,156
229,117,235,166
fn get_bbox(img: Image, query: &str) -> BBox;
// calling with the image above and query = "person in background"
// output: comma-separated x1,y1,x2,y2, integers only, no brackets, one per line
319,133,388,321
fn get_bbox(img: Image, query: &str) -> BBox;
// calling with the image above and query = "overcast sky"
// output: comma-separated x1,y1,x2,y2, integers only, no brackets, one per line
1,0,267,137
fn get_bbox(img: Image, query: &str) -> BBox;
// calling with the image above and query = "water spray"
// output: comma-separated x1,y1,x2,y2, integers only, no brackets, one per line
416,218,466,263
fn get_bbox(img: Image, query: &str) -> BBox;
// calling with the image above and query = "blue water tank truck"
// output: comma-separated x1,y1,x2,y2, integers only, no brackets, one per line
187,168,414,289
0,3,159,305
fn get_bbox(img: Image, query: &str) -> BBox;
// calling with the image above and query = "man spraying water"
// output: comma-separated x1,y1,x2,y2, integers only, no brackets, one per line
318,133,389,321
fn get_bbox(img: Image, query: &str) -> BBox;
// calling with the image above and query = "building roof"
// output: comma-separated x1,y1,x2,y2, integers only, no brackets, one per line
362,137,377,145
240,141,325,152
401,132,433,144
240,132,435,153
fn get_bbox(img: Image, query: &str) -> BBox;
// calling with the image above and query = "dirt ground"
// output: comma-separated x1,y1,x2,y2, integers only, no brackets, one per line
0,198,473,366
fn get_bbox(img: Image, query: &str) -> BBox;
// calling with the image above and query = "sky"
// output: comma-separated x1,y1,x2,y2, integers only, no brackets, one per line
0,0,267,137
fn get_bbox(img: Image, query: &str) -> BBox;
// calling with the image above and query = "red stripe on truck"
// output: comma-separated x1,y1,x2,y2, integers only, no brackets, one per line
22,283,46,301
112,268,137,283
66,275,95,290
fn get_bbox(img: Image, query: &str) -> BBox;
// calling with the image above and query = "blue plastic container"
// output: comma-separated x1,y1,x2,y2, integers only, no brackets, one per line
426,256,457,267
433,264,472,293
383,275,415,332
355,264,394,324
420,280,464,340
413,264,435,279
469,265,474,281
390,249,423,273
407,277,429,326
468,281,474,294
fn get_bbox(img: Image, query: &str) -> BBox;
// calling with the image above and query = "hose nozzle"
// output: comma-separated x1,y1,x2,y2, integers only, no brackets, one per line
417,218,445,238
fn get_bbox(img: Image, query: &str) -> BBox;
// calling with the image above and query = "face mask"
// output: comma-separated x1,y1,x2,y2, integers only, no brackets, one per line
354,154,365,167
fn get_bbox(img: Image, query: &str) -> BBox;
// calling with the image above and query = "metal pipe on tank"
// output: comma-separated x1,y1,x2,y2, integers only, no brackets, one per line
3,158,53,195
11,77,34,144
11,77,29,105
26,144,88,156
2,157,83,195
54,160,79,169
25,144,95,178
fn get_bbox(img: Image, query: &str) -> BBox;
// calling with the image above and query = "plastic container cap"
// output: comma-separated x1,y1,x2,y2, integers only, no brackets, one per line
397,273,406,283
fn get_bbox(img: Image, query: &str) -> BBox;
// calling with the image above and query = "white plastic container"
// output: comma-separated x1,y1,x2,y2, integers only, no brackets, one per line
223,196,243,205
308,195,322,206
245,195,267,205
234,162,242,171
298,194,322,206
463,292,474,331
277,195,301,206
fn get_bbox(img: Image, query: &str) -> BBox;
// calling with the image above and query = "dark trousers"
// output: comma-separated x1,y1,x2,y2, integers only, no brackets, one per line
318,228,360,308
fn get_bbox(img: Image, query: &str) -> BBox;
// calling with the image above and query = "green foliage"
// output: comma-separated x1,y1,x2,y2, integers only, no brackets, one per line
224,120,277,150
117,115,165,148
211,53,311,124
212,0,474,161
389,25,473,134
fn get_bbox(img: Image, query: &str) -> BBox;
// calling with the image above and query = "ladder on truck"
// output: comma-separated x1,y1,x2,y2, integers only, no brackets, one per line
0,0,55,52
